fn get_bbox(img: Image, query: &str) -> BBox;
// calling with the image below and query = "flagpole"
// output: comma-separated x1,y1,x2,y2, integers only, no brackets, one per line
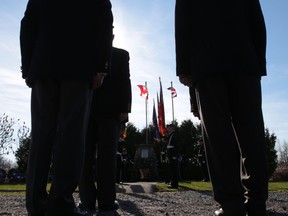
145,81,148,145
170,81,175,122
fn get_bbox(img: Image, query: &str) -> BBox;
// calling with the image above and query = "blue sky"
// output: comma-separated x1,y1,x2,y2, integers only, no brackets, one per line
0,0,287,162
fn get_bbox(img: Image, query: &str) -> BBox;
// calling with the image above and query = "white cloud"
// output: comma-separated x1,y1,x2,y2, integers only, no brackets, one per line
0,67,31,126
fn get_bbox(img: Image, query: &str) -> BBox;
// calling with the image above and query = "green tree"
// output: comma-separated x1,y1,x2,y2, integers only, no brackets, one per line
124,122,143,160
178,119,202,158
177,119,203,180
264,128,278,178
15,135,31,173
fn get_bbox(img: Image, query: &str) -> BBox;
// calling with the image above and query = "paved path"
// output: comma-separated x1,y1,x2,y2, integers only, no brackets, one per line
116,182,157,193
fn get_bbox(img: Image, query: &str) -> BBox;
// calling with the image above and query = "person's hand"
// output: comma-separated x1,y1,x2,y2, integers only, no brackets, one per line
179,74,193,87
192,109,200,119
91,73,106,89
119,113,128,122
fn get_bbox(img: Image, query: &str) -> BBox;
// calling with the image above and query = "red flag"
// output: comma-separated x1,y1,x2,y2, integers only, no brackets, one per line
152,99,160,139
122,128,127,140
167,87,177,98
137,85,148,100
157,78,166,136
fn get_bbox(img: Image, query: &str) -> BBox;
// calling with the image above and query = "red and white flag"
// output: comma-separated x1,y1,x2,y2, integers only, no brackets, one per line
167,87,177,98
137,85,148,100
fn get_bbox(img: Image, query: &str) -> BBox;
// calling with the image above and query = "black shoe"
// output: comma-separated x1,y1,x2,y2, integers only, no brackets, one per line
97,200,120,216
214,208,225,216
168,185,178,189
78,202,96,211
97,209,120,216
214,208,246,216
72,208,90,216
245,202,267,216
99,200,119,212
74,207,97,216
76,202,96,216
113,200,119,210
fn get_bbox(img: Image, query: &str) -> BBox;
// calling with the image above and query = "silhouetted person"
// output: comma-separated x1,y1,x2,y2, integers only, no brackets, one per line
78,37,132,215
196,140,209,182
189,87,209,182
165,124,179,189
116,129,129,183
116,138,123,184
20,0,113,215
175,0,268,215
120,148,131,182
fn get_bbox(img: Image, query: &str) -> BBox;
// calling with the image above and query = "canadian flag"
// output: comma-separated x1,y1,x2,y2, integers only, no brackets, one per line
137,85,148,100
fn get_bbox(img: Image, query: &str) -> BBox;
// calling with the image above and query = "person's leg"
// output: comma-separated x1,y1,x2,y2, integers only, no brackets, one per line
78,118,98,211
170,157,179,188
47,80,92,215
228,76,268,215
116,153,122,183
96,118,120,211
26,80,59,215
196,77,246,215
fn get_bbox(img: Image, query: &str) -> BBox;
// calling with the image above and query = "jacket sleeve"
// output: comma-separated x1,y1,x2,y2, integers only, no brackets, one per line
119,50,132,113
20,0,37,79
95,0,114,74
175,0,192,77
189,86,197,113
250,0,267,76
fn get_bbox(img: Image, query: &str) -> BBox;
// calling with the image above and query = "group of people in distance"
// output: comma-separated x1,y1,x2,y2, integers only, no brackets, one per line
20,0,269,215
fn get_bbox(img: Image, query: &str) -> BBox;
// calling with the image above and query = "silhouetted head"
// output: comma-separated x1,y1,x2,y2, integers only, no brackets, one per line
166,123,175,134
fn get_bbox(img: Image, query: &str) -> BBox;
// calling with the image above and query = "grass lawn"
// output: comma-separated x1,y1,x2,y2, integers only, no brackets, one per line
0,181,287,195
157,181,288,192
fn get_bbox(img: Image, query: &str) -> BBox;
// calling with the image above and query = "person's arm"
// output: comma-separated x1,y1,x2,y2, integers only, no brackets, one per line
189,86,199,119
175,0,192,77
118,49,132,122
92,0,114,89
250,0,267,76
20,0,37,87
91,73,107,89
175,0,194,87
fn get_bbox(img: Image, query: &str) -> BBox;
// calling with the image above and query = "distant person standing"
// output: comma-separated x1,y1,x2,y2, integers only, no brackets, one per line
196,140,209,182
20,0,113,215
165,124,179,189
189,87,209,182
78,36,132,215
175,0,268,215
116,125,128,183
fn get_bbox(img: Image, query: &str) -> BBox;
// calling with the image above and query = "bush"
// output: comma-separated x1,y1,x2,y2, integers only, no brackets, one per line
270,162,288,181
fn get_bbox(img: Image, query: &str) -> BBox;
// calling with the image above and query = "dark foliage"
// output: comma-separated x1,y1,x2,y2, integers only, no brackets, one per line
14,135,31,174
265,128,278,179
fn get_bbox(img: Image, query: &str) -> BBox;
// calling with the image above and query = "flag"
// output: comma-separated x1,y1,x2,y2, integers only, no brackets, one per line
119,123,127,140
152,99,160,139
158,78,166,136
167,87,177,98
122,128,127,140
137,85,148,100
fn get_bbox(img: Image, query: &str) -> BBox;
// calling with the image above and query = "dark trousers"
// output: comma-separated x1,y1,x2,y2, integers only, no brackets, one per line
195,76,268,213
79,117,120,211
167,149,179,188
116,153,122,183
26,80,92,216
